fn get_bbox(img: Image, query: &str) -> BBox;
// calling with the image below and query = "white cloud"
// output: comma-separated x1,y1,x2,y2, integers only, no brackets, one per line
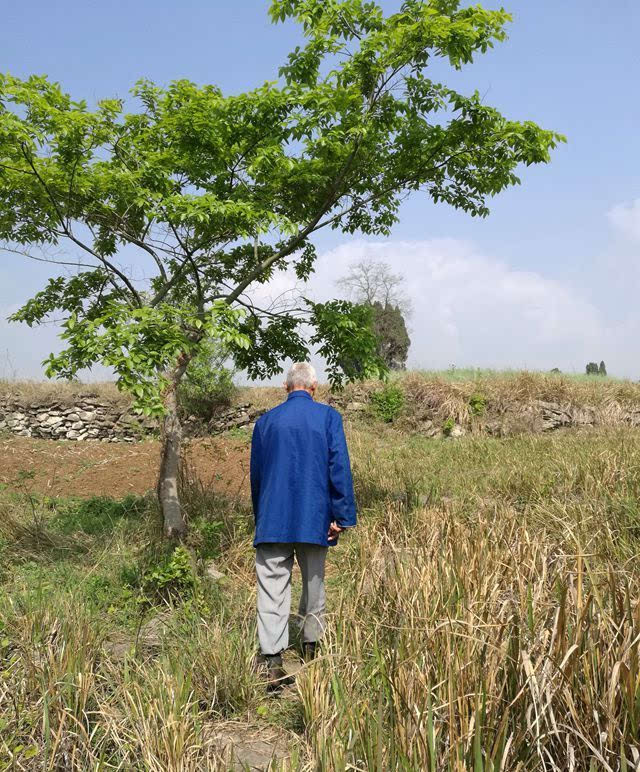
607,199,640,243
3,235,639,382
291,238,610,374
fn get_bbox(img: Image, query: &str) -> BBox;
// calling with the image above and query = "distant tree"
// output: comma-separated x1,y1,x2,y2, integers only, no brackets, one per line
586,362,600,375
371,301,410,370
599,360,607,376
178,338,236,420
338,260,411,369
550,367,561,374
339,259,412,316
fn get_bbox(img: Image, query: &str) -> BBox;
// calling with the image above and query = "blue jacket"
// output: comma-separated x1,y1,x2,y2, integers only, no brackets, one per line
250,390,357,547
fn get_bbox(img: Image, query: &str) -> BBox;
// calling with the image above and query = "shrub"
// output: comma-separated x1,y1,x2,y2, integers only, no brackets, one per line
370,383,405,423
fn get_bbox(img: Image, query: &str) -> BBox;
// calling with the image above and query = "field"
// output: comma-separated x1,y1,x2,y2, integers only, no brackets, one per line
1,373,640,770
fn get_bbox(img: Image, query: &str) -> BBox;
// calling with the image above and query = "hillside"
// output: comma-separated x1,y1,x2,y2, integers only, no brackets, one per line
1,371,639,768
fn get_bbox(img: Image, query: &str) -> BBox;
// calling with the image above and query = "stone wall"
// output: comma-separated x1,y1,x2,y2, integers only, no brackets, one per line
184,403,266,437
4,390,638,444
0,395,155,442
0,395,267,443
336,395,640,438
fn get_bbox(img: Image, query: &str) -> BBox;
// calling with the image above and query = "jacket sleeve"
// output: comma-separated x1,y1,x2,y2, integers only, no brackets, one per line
250,421,262,519
327,410,357,528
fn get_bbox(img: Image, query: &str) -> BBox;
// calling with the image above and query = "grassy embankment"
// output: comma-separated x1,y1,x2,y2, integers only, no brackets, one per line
1,371,640,769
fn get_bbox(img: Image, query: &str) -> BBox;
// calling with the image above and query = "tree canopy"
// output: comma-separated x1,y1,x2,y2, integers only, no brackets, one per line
371,302,411,370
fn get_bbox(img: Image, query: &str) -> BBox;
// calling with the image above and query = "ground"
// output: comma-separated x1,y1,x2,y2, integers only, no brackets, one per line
0,434,252,499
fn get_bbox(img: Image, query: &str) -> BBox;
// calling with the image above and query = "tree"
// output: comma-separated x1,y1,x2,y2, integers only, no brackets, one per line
338,259,411,368
586,361,607,376
371,301,410,370
339,258,412,315
178,338,237,420
0,0,563,537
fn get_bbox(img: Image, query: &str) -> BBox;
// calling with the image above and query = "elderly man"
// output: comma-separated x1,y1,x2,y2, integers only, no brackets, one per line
250,361,357,691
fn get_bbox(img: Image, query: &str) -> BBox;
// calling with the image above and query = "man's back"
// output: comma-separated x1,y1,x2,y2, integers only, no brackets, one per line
250,390,356,547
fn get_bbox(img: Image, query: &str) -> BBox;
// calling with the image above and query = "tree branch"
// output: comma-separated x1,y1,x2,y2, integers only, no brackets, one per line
0,245,99,270
224,142,363,304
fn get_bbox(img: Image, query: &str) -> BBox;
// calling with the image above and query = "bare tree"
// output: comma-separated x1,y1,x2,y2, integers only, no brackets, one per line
338,259,412,317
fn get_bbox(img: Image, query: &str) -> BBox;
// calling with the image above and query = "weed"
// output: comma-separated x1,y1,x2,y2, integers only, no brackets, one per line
225,425,251,441
442,416,455,436
142,545,197,601
468,392,487,416
370,382,405,422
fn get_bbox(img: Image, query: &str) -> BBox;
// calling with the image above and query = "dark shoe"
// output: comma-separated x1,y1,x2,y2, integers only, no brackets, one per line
264,654,294,694
303,641,319,661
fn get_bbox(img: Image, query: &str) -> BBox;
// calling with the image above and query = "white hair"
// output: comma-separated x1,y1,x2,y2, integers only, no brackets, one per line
286,362,317,390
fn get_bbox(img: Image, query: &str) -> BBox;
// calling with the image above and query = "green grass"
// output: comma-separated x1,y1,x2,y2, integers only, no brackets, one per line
1,426,640,768
410,366,630,383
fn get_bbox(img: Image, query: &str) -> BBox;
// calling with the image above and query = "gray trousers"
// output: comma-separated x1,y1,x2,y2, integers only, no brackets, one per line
255,542,327,655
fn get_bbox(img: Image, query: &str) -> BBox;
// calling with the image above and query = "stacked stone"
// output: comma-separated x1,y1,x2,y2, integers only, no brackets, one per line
0,396,154,443
0,396,268,442
184,403,267,437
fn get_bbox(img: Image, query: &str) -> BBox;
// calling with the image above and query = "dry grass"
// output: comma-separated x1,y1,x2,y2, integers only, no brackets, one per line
5,368,638,414
0,377,127,405
1,425,640,768
342,370,640,425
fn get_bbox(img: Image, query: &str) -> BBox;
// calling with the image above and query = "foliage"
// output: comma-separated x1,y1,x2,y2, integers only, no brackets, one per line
141,545,198,602
12,297,247,416
370,381,405,422
370,301,410,370
442,416,455,435
178,339,236,420
310,300,383,385
586,360,607,376
1,1,563,409
468,392,487,416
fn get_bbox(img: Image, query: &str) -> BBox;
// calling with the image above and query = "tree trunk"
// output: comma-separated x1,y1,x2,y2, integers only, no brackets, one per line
157,356,190,539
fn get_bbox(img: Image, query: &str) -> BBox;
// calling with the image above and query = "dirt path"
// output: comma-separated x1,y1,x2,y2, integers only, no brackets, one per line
0,436,251,499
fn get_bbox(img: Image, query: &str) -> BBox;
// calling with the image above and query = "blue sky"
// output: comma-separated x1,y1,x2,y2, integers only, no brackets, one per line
1,1,639,379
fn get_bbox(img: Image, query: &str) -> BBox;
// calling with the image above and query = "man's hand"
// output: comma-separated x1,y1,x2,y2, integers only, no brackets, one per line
328,522,344,540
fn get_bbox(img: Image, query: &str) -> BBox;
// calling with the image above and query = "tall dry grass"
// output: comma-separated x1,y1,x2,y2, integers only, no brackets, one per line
300,507,640,770
1,426,639,769
295,427,640,770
